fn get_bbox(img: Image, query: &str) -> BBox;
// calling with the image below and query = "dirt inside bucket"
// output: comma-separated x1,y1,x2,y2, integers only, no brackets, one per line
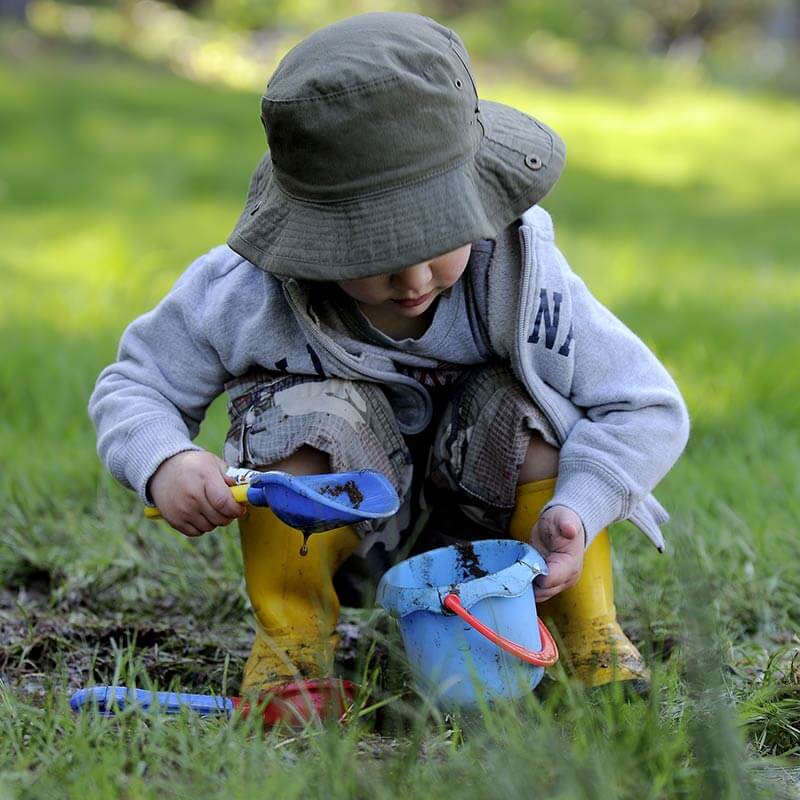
454,542,488,580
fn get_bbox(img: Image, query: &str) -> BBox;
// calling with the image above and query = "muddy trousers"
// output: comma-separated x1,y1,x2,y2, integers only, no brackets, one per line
238,507,359,693
509,478,649,689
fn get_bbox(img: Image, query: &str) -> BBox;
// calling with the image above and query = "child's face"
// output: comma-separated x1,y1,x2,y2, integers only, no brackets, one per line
337,244,472,320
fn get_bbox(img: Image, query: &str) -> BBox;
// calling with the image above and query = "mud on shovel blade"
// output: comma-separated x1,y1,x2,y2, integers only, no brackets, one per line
246,470,399,532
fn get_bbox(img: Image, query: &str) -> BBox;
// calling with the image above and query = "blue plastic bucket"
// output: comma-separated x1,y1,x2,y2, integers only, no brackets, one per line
376,539,558,708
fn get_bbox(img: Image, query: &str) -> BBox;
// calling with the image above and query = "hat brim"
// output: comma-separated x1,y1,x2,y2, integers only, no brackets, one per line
227,100,565,281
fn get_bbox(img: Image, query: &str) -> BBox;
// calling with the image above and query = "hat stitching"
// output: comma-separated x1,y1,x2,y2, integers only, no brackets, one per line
263,73,402,105
235,202,510,267
237,168,549,269
263,41,452,105
449,39,479,101
234,191,491,262
233,225,484,268
483,128,554,163
269,143,482,206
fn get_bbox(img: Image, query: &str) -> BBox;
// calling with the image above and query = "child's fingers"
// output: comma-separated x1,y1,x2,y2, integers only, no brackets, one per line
534,511,581,553
160,506,211,537
534,584,558,602
214,485,247,518
528,507,584,600
178,521,207,538
547,508,581,541
216,457,238,486
556,519,580,540
533,547,583,601
195,507,227,531
204,481,245,524
163,492,224,533
534,564,570,600
534,576,575,602
199,488,236,528
534,575,578,602
211,461,245,506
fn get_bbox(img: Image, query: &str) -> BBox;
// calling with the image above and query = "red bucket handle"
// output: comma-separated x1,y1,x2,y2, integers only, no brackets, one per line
443,593,559,668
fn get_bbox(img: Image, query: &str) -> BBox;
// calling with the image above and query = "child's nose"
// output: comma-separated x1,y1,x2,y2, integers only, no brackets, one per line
392,262,432,293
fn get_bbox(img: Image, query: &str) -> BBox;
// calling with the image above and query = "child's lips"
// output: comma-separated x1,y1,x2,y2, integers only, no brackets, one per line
392,291,433,308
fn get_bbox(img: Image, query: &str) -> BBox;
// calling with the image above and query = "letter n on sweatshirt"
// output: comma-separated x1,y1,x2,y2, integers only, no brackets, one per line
527,289,573,357
528,289,562,350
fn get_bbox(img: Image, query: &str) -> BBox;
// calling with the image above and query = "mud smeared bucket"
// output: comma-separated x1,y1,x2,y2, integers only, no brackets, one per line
376,539,558,708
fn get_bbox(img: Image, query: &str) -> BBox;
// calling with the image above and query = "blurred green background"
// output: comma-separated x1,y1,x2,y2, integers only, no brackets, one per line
1,1,800,795
10,0,800,93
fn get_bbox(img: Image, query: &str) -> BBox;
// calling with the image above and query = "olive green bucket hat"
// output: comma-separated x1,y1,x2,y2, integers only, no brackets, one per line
228,12,566,281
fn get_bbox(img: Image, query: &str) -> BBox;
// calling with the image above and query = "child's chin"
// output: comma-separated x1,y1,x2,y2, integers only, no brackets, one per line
390,295,437,316
394,305,429,317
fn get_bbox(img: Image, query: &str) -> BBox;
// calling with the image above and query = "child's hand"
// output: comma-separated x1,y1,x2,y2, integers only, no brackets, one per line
148,451,246,537
529,505,585,602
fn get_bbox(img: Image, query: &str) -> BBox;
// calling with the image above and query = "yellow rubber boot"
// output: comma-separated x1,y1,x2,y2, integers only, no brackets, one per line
509,478,649,690
239,506,359,693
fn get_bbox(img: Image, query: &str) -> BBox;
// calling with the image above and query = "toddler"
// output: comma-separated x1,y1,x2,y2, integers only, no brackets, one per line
90,13,689,701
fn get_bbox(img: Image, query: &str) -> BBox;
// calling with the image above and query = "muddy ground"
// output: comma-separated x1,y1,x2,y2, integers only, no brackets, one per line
0,585,375,703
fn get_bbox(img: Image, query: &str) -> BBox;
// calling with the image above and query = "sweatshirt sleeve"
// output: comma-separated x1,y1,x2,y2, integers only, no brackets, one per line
542,255,691,543
88,254,233,501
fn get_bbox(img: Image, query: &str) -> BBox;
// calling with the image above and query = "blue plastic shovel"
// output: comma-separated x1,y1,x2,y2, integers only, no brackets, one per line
70,679,356,727
71,687,232,717
145,468,400,533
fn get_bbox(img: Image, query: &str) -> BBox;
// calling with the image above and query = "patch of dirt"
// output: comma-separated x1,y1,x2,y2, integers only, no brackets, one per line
0,591,396,711
0,588,250,700
3,565,58,595
454,542,488,580
318,480,364,507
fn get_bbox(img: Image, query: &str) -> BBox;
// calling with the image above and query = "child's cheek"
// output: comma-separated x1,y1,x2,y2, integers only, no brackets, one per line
338,277,389,306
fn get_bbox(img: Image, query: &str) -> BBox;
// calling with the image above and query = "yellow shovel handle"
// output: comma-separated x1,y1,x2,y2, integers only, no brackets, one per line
144,484,250,519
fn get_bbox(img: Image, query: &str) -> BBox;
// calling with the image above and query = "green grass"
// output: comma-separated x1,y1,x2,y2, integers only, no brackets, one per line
2,28,800,798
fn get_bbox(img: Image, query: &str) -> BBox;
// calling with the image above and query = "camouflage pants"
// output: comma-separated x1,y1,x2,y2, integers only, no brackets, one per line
224,363,557,573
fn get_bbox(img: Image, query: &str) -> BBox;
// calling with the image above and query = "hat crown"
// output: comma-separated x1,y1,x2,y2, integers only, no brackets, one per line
261,13,482,202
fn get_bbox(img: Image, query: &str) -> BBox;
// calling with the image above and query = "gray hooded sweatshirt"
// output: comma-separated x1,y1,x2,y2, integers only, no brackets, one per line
89,206,690,549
